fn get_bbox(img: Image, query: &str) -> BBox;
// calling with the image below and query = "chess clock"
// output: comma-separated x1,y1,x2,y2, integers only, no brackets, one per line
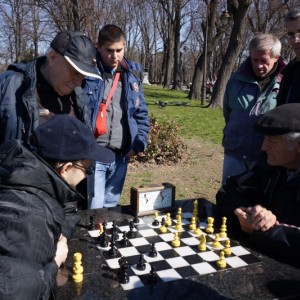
130,183,176,216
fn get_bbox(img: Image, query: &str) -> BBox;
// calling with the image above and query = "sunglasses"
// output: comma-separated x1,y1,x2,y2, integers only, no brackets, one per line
72,163,94,175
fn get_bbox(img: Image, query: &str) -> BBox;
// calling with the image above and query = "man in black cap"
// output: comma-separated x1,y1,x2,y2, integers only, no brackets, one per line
0,114,113,299
216,103,300,265
0,31,101,144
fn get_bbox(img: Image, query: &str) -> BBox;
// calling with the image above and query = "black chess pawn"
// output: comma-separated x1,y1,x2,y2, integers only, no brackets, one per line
98,231,108,248
108,239,117,257
118,256,127,267
161,217,166,226
136,254,146,271
133,215,140,224
89,214,96,230
148,265,158,284
120,231,129,247
149,243,157,257
119,261,129,284
127,220,136,238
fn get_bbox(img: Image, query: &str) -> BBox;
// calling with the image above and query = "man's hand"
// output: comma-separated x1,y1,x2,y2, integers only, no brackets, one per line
126,149,136,160
249,205,278,231
54,235,68,268
234,207,254,233
234,205,278,233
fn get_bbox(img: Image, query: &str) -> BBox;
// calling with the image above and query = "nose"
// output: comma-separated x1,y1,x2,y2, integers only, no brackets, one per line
261,137,268,151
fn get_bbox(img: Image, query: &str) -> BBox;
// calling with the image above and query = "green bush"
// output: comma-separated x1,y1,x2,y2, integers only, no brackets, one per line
135,114,186,164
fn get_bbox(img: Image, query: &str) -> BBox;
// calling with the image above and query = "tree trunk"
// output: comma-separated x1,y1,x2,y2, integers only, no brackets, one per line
211,0,252,108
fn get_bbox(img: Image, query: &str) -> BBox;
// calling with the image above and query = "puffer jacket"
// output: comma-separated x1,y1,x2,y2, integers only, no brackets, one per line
0,57,91,144
83,55,149,154
216,159,300,266
0,139,81,300
222,56,286,159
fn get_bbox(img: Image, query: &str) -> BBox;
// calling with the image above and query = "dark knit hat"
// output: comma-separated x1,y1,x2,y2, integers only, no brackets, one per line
51,31,101,79
254,103,300,135
33,115,113,163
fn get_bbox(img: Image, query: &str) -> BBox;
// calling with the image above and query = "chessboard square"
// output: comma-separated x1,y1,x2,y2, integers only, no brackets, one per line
105,257,120,269
236,253,260,265
144,252,164,263
120,275,144,290
159,249,180,259
166,256,189,268
226,256,248,268
199,221,208,229
192,262,217,275
126,254,141,266
159,232,175,242
157,268,182,282
180,218,191,225
139,228,158,237
131,263,151,275
178,231,193,239
129,237,149,247
168,227,184,233
135,224,150,231
118,225,132,232
151,259,174,272
181,236,200,246
184,254,203,265
135,244,150,254
198,251,220,261
145,235,164,244
231,245,250,256
174,246,196,256
155,242,172,251
175,265,200,278
119,246,140,257
88,229,100,237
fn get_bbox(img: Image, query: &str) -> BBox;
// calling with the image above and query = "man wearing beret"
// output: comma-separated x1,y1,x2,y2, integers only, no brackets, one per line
216,103,300,265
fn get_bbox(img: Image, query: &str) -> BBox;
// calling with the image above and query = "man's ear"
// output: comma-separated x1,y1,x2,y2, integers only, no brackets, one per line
57,162,72,177
47,49,58,65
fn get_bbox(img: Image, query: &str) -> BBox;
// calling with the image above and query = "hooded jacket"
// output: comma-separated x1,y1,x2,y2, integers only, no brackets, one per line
216,160,300,266
0,57,91,144
0,139,81,300
222,56,286,159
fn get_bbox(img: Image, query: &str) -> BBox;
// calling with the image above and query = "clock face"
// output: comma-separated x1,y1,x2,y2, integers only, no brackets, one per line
138,188,172,212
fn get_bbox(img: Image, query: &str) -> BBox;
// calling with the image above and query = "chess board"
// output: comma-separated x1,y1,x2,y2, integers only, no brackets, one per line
88,212,260,291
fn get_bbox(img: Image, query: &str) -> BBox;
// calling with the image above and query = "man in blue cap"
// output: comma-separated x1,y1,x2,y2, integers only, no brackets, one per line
216,103,300,266
0,115,113,299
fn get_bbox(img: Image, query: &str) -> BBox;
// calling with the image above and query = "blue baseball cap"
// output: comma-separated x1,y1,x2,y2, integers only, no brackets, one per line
33,115,113,163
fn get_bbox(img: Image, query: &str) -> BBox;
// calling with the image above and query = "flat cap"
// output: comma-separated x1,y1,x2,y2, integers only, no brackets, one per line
254,103,300,135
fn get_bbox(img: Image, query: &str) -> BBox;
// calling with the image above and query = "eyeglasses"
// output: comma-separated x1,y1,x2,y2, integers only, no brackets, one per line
286,32,300,42
72,163,94,175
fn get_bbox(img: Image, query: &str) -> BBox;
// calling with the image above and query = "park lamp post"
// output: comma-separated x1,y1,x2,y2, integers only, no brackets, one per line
201,10,231,105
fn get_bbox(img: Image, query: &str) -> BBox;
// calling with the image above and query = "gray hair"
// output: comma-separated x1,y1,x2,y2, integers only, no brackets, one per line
285,132,300,150
285,9,300,22
249,33,281,57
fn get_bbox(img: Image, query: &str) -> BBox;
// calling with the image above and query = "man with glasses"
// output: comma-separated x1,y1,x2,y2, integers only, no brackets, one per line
277,9,300,105
0,31,101,145
0,114,113,299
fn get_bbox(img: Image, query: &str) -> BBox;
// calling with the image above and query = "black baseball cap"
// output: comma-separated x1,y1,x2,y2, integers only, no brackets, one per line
254,104,300,135
51,31,102,79
33,115,113,163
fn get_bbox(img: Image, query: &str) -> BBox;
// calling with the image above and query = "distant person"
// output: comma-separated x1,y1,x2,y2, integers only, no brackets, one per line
0,115,113,299
277,8,300,105
222,33,286,184
83,24,149,209
216,104,300,265
0,30,101,144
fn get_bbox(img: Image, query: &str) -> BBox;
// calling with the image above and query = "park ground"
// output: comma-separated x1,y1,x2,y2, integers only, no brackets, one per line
121,138,223,205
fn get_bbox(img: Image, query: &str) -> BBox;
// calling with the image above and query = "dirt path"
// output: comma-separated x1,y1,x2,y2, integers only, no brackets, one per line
121,139,224,205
